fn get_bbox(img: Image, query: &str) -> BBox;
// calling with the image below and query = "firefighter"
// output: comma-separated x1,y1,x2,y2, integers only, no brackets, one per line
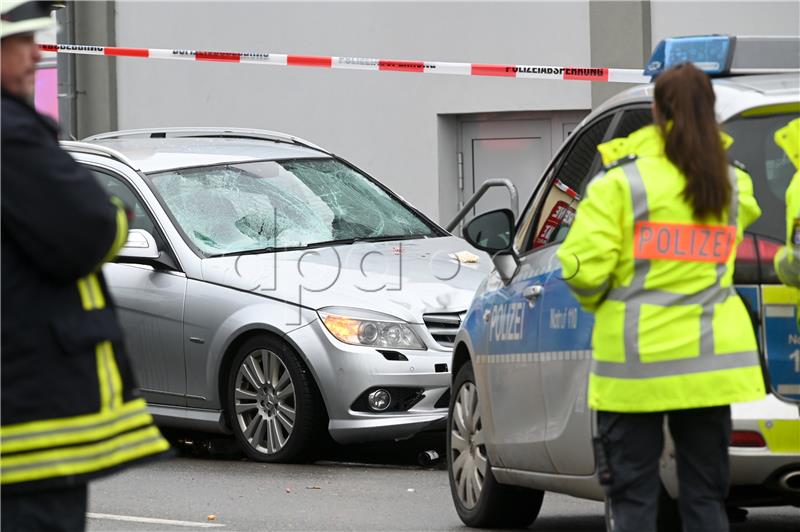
774,117,800,290
557,63,765,531
1,2,170,530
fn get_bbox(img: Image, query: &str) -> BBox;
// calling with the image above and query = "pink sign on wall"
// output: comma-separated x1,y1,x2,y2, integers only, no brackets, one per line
34,67,58,122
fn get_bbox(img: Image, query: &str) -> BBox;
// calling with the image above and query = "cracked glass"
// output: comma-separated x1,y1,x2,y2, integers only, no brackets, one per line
150,158,436,255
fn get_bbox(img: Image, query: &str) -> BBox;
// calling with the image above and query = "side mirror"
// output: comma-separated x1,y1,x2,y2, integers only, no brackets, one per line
117,229,160,261
462,209,515,253
463,209,519,283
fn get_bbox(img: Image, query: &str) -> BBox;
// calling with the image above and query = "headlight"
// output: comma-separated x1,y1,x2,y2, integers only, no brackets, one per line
318,307,426,350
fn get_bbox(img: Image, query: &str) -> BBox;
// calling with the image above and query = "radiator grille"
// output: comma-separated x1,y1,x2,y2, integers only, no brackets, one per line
423,311,466,349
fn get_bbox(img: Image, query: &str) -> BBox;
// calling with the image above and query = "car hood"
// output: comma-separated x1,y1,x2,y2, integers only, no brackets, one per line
200,236,490,323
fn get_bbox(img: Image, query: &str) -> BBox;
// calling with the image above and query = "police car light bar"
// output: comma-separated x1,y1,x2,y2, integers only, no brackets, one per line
645,35,800,78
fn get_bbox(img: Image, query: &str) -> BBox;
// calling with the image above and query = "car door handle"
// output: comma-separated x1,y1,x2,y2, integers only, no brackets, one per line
523,285,544,301
483,309,491,322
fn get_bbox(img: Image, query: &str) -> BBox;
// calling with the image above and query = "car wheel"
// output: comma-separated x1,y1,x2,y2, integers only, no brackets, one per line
447,361,544,528
225,335,324,463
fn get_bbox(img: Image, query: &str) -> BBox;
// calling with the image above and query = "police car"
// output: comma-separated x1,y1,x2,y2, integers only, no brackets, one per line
447,35,800,529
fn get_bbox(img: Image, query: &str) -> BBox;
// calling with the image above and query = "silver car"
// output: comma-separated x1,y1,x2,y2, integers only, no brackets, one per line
448,39,800,530
64,128,489,463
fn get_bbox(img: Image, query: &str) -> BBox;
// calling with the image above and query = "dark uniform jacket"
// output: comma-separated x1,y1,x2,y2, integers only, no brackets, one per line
1,89,169,492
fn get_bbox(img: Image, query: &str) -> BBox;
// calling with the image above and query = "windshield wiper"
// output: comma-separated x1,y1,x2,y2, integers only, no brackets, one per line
210,245,312,258
209,234,429,258
302,234,428,248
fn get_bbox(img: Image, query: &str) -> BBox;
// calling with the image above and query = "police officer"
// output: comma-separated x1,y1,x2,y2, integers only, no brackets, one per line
774,118,800,290
557,63,765,532
1,2,169,530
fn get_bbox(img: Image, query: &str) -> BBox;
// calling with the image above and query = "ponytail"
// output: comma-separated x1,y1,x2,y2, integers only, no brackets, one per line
654,63,730,220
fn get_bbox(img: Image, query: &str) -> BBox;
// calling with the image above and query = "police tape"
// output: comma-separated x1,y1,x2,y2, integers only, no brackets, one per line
39,43,651,84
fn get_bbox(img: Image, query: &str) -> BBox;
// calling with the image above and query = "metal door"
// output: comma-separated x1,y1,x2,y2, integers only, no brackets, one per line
461,119,552,218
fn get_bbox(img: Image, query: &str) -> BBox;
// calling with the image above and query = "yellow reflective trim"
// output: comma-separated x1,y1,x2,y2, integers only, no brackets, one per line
762,285,799,305
758,420,800,453
101,198,129,265
105,342,123,409
87,273,106,309
0,398,148,439
76,278,93,310
741,103,800,117
0,412,153,455
0,426,169,485
96,342,111,411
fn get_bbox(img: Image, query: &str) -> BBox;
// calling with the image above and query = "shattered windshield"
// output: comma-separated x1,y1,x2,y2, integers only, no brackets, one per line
149,158,438,255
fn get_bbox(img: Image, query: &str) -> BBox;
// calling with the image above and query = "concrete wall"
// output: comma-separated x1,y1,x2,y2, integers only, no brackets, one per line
113,1,593,223
108,0,799,224
650,0,800,46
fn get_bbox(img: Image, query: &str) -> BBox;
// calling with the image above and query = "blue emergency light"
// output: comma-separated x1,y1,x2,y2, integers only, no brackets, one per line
645,35,732,77
645,35,800,79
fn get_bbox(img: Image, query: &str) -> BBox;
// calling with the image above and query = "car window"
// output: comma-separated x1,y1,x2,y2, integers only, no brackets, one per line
614,107,653,139
90,169,166,251
148,158,439,256
522,115,613,252
724,111,800,241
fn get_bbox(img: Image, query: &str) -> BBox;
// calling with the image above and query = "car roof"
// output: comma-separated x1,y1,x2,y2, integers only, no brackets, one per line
588,73,800,126
83,136,330,174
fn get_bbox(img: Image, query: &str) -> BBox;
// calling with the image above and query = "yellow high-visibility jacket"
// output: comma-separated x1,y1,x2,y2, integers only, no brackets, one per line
774,118,800,289
557,124,766,413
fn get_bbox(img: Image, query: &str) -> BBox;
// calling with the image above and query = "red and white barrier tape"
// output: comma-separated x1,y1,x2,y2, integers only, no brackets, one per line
39,43,651,84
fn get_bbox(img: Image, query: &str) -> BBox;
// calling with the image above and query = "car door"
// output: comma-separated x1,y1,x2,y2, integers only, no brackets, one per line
476,167,561,472
532,108,651,475
89,166,189,406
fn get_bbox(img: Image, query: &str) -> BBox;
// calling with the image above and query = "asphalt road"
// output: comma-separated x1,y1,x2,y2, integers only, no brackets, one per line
86,434,799,531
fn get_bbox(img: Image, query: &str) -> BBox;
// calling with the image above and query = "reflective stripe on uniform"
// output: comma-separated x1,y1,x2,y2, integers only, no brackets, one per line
0,425,169,485
101,198,129,265
96,341,122,411
775,247,800,286
0,399,152,454
76,273,106,310
570,278,611,297
594,162,759,379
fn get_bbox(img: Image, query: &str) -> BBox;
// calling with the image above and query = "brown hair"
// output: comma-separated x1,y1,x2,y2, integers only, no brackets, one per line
654,63,730,220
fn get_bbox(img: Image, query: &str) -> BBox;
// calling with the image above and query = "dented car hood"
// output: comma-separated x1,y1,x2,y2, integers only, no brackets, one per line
200,236,490,323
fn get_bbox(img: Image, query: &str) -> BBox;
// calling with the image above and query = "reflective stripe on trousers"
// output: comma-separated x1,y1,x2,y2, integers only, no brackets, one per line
593,162,760,379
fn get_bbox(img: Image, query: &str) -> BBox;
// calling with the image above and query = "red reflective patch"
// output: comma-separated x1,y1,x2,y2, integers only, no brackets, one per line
634,222,736,263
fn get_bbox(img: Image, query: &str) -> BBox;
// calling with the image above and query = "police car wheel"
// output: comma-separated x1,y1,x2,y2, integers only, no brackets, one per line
447,361,544,528
225,335,324,463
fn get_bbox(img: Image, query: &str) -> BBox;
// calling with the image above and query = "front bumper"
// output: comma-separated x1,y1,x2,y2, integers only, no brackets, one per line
286,319,451,444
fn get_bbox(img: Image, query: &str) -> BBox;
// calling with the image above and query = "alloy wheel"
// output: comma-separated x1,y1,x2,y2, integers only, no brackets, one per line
449,381,487,509
234,349,296,454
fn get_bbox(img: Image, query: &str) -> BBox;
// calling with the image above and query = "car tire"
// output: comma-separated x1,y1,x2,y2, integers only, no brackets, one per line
225,335,325,463
447,361,544,528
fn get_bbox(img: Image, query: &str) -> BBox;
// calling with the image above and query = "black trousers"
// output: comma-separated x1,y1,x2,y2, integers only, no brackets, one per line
597,406,732,532
1,484,87,532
